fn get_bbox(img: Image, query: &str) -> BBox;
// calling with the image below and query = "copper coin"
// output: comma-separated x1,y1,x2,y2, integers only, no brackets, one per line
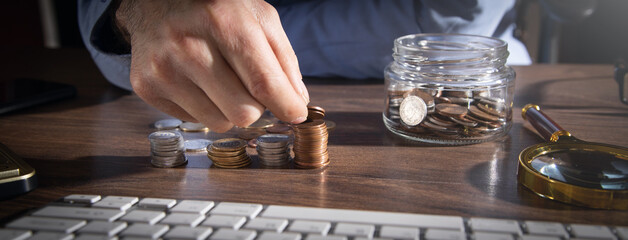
435,103,468,118
476,101,507,118
468,105,500,122
403,88,435,107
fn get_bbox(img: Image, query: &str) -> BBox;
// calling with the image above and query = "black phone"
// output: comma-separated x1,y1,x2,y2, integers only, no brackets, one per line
0,78,77,115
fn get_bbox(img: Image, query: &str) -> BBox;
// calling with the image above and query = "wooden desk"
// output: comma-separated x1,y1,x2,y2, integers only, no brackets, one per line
1,48,627,225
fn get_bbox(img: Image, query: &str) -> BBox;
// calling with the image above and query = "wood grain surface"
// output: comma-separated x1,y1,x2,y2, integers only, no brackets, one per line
1,48,627,225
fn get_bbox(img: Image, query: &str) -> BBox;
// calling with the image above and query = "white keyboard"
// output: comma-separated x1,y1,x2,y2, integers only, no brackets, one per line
1,194,626,240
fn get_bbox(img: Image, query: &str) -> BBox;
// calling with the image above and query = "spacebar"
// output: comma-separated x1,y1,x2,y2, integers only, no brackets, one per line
261,205,463,230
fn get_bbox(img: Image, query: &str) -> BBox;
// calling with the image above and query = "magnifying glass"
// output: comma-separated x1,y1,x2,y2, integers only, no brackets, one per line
518,104,628,210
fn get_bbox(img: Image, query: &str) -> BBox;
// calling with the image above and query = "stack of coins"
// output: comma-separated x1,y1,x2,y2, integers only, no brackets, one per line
256,134,291,166
386,90,406,121
148,131,187,167
207,138,251,168
391,88,509,139
292,118,329,168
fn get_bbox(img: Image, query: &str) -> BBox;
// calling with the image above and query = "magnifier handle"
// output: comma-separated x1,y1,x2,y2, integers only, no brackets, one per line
522,104,565,141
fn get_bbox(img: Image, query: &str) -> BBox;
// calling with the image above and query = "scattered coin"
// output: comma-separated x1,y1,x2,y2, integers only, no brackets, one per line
266,123,292,134
184,139,212,152
154,119,182,130
325,120,336,131
179,122,209,132
148,131,187,167
246,118,274,129
399,95,427,126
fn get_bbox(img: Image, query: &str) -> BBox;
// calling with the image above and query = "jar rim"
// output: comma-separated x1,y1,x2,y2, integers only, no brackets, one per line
394,33,507,54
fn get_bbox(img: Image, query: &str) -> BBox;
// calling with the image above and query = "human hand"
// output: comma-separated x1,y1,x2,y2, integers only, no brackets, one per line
115,0,309,132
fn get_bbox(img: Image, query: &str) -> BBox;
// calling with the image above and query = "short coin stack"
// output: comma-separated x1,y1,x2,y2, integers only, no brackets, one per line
256,134,291,166
292,117,329,168
148,131,187,167
207,138,251,168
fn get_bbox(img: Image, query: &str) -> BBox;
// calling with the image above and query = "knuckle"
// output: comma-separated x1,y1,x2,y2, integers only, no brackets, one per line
247,73,281,101
231,108,262,128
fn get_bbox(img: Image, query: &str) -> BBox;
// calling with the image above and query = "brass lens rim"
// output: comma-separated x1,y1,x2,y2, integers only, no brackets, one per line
518,140,628,210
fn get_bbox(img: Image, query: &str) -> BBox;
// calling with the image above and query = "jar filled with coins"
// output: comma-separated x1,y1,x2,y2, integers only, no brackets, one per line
384,34,515,145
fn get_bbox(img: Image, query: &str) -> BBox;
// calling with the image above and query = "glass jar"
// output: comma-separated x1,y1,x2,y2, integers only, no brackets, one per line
383,34,515,145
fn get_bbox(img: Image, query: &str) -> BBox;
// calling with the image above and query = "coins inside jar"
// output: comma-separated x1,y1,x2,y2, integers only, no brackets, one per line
387,88,510,140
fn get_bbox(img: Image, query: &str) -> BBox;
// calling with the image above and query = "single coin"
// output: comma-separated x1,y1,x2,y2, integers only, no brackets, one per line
246,118,274,129
435,103,468,118
184,139,212,152
266,123,292,134
258,134,290,144
307,105,326,114
324,120,336,131
238,130,265,140
179,122,209,132
154,119,182,130
148,130,180,141
399,95,427,126
211,138,247,152
476,100,507,118
468,105,500,122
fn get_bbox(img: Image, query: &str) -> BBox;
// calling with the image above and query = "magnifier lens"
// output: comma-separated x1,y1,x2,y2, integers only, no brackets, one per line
531,149,628,190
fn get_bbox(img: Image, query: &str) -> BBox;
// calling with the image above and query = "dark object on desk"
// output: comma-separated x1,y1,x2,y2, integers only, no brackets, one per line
0,78,76,115
0,142,37,200
518,104,628,210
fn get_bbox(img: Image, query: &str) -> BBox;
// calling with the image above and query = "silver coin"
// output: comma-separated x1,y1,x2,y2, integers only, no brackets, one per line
399,95,427,126
179,122,209,132
184,139,212,152
154,119,182,130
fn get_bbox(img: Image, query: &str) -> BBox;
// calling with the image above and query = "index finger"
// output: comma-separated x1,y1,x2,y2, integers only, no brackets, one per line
207,5,308,124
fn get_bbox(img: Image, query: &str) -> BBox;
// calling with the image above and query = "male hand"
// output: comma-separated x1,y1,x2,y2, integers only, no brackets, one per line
116,0,309,132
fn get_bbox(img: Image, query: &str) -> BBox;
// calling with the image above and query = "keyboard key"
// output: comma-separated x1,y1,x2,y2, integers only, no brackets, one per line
28,231,74,240
120,223,169,239
120,210,166,224
77,221,127,236
73,233,117,240
520,235,561,240
257,231,302,240
210,202,263,218
138,198,177,209
33,206,125,222
380,225,419,239
334,222,375,238
6,216,86,233
163,226,213,240
0,229,32,240
570,224,615,239
92,201,133,211
424,229,464,240
470,218,521,234
100,196,139,205
64,195,101,204
159,212,205,227
244,217,288,232
616,226,628,239
288,220,331,235
305,235,347,240
355,238,393,240
202,215,246,229
473,232,515,240
262,205,463,230
171,200,214,215
210,228,256,240
524,221,568,237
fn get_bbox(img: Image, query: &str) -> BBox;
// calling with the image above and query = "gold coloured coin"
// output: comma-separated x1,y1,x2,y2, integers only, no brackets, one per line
211,138,247,152
179,122,209,132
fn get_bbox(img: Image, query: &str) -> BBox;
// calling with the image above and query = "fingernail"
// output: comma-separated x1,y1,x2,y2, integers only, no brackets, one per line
290,116,307,124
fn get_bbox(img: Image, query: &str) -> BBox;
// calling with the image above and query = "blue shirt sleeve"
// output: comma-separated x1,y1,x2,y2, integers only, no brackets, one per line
78,0,133,90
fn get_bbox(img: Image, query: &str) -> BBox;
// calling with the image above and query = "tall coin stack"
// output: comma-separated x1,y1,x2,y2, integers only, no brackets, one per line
292,107,329,168
207,138,251,168
148,131,187,167
256,134,291,166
